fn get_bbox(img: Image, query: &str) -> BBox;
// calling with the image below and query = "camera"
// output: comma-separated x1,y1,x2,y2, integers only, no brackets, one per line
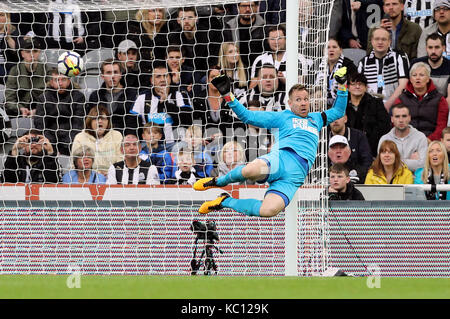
190,220,219,243
382,13,391,21
29,136,40,143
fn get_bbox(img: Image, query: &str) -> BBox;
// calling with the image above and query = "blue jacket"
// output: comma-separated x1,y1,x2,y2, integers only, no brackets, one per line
62,170,106,184
139,143,176,183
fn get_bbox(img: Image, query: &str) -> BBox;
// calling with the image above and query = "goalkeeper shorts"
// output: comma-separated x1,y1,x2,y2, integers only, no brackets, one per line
257,148,309,206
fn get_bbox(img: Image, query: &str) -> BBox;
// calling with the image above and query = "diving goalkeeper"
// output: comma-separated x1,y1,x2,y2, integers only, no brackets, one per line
193,67,349,217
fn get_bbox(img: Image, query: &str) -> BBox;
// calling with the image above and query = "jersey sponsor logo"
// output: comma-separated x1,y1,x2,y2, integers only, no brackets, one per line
147,112,173,125
292,118,319,136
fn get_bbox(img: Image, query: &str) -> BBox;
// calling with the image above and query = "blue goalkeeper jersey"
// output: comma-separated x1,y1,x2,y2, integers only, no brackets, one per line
227,90,348,168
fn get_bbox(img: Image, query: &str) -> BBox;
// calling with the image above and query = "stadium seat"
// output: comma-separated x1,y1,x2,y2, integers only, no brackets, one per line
10,117,33,138
39,49,66,68
76,74,104,100
83,49,115,74
342,48,366,65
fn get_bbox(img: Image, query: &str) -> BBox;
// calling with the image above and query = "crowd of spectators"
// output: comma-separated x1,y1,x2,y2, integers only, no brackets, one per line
0,1,449,200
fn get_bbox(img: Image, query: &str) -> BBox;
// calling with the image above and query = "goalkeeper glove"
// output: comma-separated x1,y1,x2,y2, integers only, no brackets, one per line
334,66,348,91
211,74,232,96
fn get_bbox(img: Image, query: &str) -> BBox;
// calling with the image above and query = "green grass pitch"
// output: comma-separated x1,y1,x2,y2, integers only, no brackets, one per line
0,276,448,299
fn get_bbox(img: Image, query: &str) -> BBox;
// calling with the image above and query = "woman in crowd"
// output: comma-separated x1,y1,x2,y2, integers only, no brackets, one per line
0,11,18,84
414,141,450,200
218,42,249,96
62,146,107,184
71,105,123,176
128,8,169,75
317,37,357,108
395,62,449,142
365,140,414,184
211,140,246,179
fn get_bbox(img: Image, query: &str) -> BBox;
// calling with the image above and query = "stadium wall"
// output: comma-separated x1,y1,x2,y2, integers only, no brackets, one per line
0,197,448,277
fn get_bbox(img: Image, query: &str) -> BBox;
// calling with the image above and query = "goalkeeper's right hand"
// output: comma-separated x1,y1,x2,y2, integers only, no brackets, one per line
211,74,232,96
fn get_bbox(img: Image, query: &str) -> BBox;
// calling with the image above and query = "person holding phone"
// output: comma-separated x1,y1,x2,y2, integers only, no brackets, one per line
3,129,60,183
367,0,422,60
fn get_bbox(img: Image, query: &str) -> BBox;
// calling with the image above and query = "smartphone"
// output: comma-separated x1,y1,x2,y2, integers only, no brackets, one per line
382,13,391,21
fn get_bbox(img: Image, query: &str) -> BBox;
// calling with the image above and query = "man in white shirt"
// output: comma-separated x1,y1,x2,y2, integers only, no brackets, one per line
107,133,159,185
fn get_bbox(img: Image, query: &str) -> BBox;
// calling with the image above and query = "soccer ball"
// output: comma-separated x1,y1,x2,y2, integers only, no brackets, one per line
57,51,84,77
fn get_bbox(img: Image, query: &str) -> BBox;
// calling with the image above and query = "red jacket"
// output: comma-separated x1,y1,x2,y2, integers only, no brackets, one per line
395,80,449,141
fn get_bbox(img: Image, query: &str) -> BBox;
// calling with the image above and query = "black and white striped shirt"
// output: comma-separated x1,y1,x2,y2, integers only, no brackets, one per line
238,87,286,112
404,0,434,29
250,51,312,79
106,160,159,185
358,49,409,101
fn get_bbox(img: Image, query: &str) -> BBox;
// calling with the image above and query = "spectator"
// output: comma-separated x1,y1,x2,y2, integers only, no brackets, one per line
139,123,176,183
106,132,159,185
211,141,249,185
411,33,450,104
405,0,436,29
367,0,422,60
168,7,219,81
172,151,200,185
4,37,46,117
339,0,383,50
414,141,450,199
99,10,138,48
33,68,85,156
239,64,286,112
394,62,449,141
71,105,123,175
3,129,60,183
131,61,193,147
0,10,19,84
193,67,245,138
62,146,106,184
417,0,450,59
442,127,450,158
251,25,287,88
378,103,428,172
328,163,365,200
166,46,195,95
223,1,265,68
316,37,357,108
365,139,414,184
328,135,369,184
259,0,286,25
218,42,249,97
128,8,169,74
328,115,374,174
87,59,138,135
172,124,214,178
358,27,409,111
346,72,391,156
0,107,11,152
44,0,101,54
116,39,143,90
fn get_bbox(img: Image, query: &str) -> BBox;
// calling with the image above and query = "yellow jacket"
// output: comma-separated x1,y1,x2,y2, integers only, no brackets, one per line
364,164,414,185
71,129,123,173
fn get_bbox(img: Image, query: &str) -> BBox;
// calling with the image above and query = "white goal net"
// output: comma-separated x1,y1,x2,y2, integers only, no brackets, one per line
0,0,334,276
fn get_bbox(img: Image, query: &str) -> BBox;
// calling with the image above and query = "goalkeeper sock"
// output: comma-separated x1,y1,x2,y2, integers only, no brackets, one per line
216,165,246,187
222,197,261,217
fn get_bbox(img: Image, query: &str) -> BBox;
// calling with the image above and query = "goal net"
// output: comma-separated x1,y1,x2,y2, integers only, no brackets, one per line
0,0,335,276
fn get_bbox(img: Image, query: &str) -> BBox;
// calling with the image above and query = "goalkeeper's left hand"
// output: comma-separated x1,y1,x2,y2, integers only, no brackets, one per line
334,66,348,91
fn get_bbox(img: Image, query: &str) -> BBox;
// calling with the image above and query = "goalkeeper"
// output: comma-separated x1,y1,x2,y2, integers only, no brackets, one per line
193,67,349,217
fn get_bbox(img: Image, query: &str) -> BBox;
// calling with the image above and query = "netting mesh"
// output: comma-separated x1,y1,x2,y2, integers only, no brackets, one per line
0,0,336,276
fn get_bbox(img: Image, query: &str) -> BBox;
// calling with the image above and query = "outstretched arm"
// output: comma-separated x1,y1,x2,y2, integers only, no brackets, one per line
212,75,282,129
323,67,349,125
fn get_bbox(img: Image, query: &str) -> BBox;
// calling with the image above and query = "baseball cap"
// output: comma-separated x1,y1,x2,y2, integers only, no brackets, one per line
118,39,138,53
434,0,450,10
329,135,349,147
19,37,41,50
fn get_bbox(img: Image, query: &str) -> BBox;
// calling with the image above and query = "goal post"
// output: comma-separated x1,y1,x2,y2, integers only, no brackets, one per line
0,0,335,277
